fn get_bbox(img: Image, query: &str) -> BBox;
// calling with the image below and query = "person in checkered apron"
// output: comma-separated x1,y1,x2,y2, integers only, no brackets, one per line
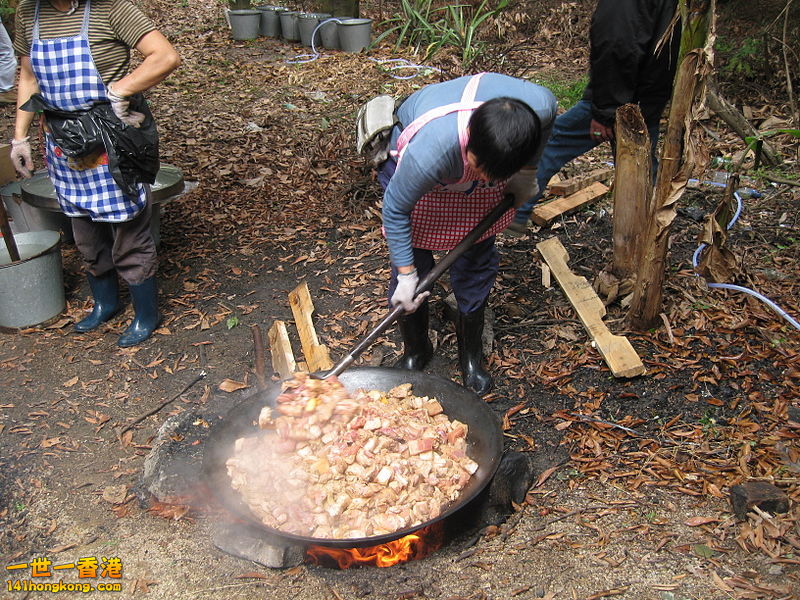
9,0,180,347
375,73,557,395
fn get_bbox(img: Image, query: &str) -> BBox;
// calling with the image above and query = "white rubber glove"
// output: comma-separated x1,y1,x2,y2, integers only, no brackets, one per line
107,85,145,128
505,167,540,208
391,269,431,313
9,137,33,178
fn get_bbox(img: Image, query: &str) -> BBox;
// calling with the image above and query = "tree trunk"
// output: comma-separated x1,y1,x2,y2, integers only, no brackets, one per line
612,104,652,279
626,0,715,330
627,51,705,330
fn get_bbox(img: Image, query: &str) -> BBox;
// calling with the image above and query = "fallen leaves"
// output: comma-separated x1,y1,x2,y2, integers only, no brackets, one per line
684,516,720,527
218,379,249,392
131,578,159,594
146,501,192,522
585,587,629,599
102,485,129,505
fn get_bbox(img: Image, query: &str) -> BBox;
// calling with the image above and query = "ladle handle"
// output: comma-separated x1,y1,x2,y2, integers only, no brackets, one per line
324,194,515,379
0,197,20,262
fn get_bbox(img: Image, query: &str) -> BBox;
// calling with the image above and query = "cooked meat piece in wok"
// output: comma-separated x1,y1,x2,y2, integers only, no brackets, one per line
226,373,478,539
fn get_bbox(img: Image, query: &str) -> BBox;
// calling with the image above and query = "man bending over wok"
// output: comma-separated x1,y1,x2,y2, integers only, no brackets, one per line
364,73,557,395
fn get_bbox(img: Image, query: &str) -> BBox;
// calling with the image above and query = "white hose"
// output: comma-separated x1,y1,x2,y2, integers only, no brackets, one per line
692,189,800,332
286,18,442,79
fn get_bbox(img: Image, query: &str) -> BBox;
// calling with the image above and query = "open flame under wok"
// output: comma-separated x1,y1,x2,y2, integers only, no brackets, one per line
305,523,445,568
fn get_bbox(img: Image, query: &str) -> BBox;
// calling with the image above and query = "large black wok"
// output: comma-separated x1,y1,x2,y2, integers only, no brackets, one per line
202,367,504,548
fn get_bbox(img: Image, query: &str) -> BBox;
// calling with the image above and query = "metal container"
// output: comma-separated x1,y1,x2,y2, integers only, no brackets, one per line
279,10,301,41
337,17,371,53
318,17,339,49
229,9,262,40
0,230,65,330
255,5,287,37
297,12,331,47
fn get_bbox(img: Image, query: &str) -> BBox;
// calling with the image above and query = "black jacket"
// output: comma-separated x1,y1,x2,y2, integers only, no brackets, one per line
583,0,681,127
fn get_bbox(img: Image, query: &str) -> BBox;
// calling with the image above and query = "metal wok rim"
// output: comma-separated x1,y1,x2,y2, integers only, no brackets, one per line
202,367,504,548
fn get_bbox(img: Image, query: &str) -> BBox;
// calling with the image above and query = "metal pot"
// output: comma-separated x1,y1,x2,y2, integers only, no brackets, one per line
202,367,503,548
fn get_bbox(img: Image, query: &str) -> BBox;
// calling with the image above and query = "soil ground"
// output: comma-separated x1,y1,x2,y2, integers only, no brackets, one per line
1,1,799,599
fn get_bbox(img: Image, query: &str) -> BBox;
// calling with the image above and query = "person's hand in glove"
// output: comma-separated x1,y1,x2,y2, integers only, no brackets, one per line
391,268,431,313
505,167,539,208
107,85,146,128
10,137,34,178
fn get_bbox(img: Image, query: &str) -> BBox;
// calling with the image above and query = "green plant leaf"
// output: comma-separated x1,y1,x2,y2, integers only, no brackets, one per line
226,316,240,330
692,543,716,558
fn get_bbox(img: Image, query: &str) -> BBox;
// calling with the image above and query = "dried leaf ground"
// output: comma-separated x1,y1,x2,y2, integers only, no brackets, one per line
0,1,798,599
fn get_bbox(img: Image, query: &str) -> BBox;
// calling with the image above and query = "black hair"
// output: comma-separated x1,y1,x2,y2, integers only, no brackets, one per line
466,97,542,181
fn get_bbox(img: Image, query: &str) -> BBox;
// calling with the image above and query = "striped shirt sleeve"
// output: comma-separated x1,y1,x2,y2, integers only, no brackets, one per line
13,0,156,84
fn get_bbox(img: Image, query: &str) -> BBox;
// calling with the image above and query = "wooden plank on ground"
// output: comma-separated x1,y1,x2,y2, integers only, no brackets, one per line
267,320,296,379
531,181,609,227
536,236,645,378
288,282,333,373
548,168,613,196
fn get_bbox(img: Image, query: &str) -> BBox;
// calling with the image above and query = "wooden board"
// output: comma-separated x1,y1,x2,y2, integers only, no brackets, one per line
531,181,609,227
548,168,613,196
288,282,333,373
267,320,296,379
0,144,16,187
536,236,645,378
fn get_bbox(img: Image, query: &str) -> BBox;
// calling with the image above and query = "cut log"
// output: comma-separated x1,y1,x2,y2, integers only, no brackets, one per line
612,104,652,279
267,320,296,379
548,168,613,196
288,282,333,373
530,181,609,227
729,481,789,520
536,237,645,378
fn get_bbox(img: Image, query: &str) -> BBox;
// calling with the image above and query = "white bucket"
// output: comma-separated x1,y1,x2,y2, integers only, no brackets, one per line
0,230,65,329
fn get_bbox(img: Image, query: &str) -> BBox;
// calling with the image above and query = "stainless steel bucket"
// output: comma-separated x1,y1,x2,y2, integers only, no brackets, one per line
0,230,65,329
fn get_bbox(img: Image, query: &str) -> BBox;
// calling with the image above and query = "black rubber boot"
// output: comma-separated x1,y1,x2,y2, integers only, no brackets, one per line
74,272,120,332
118,277,161,348
456,302,492,395
395,301,433,370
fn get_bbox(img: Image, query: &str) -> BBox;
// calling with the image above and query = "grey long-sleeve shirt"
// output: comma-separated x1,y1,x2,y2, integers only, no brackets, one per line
383,73,557,267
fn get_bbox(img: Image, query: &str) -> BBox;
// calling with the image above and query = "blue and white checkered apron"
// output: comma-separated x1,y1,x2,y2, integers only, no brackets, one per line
30,0,146,222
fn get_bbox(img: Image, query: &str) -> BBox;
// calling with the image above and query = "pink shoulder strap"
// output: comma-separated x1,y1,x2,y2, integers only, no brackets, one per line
392,73,486,164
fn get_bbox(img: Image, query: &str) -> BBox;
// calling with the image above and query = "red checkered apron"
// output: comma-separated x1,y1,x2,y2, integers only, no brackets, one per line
394,74,514,250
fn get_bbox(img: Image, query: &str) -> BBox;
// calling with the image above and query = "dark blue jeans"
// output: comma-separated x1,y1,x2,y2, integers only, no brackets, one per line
514,99,661,224
387,237,499,314
379,158,499,314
